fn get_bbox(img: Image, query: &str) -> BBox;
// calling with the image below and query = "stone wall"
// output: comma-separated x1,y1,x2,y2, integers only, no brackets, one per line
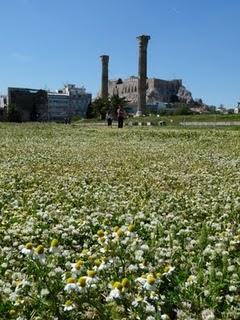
108,76,193,104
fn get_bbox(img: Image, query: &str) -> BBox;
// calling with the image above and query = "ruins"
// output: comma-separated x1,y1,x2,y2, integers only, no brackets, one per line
99,35,193,113
136,35,151,115
100,55,109,99
108,77,193,106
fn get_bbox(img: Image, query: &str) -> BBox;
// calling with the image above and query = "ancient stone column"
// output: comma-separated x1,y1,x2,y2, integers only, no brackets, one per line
100,55,109,99
136,35,150,116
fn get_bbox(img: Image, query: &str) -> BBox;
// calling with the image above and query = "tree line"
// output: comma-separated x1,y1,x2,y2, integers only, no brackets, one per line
86,95,128,119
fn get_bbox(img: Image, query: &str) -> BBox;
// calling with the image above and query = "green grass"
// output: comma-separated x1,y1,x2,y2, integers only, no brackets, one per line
125,113,240,125
0,123,239,319
78,113,240,126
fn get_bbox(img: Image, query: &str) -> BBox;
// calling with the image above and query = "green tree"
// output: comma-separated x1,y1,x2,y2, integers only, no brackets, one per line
91,97,111,119
86,103,95,118
90,95,128,119
110,95,128,114
174,103,193,115
7,104,22,122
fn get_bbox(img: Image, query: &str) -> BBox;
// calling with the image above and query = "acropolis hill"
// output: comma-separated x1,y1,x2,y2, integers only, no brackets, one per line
107,76,193,105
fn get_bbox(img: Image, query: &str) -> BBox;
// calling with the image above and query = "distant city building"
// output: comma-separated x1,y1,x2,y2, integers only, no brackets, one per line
234,102,240,114
216,105,228,114
0,95,7,109
65,84,91,119
234,108,239,114
8,87,48,121
7,84,91,121
48,84,91,121
0,95,7,120
47,92,69,120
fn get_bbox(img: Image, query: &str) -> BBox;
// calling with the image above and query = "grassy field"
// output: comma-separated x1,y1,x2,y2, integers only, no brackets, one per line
124,114,240,126
81,114,240,126
0,123,240,319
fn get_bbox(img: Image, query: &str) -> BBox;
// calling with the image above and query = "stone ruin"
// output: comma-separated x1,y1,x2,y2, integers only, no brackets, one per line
108,76,193,105
99,34,194,115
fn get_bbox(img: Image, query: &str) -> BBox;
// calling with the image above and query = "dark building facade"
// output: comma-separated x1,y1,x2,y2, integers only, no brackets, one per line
8,85,91,122
8,87,48,121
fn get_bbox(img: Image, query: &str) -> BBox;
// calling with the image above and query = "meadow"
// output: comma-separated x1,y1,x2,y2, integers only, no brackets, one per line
0,123,239,320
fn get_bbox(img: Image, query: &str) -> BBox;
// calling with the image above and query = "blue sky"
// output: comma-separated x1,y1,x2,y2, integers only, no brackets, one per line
0,0,239,107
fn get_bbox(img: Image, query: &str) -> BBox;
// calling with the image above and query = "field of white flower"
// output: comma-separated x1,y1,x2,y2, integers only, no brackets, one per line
0,123,239,320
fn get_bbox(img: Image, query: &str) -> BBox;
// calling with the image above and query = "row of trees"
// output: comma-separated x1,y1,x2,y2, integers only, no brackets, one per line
0,104,23,122
87,95,128,119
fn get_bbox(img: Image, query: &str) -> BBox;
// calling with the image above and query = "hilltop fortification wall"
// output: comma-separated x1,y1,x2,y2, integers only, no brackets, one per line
108,76,193,104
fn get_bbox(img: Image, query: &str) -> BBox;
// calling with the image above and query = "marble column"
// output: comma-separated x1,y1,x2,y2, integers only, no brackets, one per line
136,35,150,116
100,55,109,99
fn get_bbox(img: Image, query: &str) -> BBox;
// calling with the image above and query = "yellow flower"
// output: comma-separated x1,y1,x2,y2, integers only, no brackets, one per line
128,224,135,232
25,242,33,250
65,300,73,306
95,259,102,267
78,276,87,287
113,226,119,232
97,229,105,237
35,245,44,255
51,239,59,247
147,275,156,285
75,260,84,270
87,270,96,277
66,277,76,284
116,229,123,237
122,278,130,288
113,281,123,291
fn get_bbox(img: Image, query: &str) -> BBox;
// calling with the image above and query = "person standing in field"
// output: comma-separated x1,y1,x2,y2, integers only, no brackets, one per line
117,106,124,128
106,110,113,127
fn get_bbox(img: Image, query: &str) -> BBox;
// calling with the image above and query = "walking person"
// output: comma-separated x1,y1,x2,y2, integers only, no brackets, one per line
106,110,113,127
117,106,124,128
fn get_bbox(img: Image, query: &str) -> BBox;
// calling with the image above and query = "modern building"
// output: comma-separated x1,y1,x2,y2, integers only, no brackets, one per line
8,87,48,121
64,84,91,119
47,92,69,121
47,84,91,121
7,84,92,121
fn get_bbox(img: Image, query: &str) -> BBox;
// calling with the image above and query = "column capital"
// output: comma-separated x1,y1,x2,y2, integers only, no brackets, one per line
137,35,151,47
100,55,109,63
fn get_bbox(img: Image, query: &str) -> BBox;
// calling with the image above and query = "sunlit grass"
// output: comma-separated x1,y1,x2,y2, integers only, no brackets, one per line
0,123,239,319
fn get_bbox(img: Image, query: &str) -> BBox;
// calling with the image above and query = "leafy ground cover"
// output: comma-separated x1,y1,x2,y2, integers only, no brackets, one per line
0,123,239,319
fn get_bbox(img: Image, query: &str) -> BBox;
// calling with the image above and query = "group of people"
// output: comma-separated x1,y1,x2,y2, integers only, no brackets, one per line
106,106,125,128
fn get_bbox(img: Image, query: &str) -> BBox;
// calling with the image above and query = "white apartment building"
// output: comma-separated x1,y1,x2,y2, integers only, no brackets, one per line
47,84,91,121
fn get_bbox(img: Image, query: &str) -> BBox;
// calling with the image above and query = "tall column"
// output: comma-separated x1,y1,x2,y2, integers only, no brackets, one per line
136,35,150,116
100,55,109,99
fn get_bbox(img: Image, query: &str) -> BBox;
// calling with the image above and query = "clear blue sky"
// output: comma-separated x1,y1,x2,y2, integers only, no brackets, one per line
0,0,239,107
